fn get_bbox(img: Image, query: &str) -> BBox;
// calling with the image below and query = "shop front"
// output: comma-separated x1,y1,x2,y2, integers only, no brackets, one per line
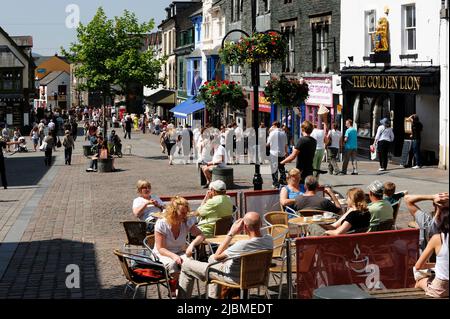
304,77,334,127
341,66,440,162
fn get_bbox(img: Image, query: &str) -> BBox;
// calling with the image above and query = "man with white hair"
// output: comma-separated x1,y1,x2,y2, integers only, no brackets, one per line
177,211,273,299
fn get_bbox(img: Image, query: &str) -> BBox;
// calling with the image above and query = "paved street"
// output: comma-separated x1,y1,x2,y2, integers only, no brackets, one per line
0,129,448,299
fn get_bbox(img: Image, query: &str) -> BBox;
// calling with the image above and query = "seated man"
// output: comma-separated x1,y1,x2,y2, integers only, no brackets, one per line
201,139,227,188
294,175,342,214
405,192,449,252
367,180,393,231
195,180,233,238
176,212,273,299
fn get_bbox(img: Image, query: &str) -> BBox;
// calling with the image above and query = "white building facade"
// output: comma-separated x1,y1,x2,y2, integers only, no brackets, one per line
340,0,447,168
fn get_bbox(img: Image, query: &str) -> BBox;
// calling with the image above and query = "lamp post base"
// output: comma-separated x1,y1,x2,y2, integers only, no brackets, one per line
252,170,263,191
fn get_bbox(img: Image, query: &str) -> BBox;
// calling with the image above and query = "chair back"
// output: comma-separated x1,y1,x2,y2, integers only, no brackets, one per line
214,215,234,236
264,211,288,226
122,221,147,246
144,234,155,250
113,249,137,282
264,225,289,259
391,198,402,226
239,250,273,290
370,219,395,232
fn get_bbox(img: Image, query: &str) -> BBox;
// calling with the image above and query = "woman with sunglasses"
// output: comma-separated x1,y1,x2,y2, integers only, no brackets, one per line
132,180,165,232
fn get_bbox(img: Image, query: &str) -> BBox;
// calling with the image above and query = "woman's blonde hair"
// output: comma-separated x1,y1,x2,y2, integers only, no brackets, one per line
287,168,301,180
165,196,190,226
346,188,368,212
136,180,151,193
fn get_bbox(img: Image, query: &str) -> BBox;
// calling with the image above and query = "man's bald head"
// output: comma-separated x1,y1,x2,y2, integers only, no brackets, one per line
243,212,261,232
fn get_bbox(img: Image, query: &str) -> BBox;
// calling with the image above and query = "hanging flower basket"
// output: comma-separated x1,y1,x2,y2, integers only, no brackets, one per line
263,75,309,108
219,32,287,65
196,80,247,113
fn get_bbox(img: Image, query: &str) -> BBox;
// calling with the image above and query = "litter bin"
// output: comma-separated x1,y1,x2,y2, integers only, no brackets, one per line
212,167,234,189
83,145,93,157
313,284,373,299
98,158,113,172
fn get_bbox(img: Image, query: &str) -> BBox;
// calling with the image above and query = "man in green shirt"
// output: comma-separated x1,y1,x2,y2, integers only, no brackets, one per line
367,180,393,231
195,180,233,237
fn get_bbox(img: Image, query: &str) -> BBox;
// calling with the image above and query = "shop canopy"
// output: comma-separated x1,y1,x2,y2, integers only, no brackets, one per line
169,98,205,119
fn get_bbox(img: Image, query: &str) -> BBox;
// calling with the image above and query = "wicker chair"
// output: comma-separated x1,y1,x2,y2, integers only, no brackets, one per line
214,215,234,236
205,250,273,299
113,249,172,299
121,221,147,249
369,219,395,232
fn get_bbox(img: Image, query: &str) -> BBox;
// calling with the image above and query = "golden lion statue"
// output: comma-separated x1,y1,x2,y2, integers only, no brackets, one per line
372,17,389,52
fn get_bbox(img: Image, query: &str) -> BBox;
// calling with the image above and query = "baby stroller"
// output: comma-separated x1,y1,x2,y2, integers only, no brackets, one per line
111,141,123,158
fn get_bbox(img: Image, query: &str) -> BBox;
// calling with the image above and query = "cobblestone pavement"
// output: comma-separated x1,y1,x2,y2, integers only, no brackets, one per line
0,129,448,299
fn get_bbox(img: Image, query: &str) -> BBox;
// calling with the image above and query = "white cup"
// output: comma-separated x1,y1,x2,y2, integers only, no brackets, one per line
313,214,322,221
303,217,312,222
324,212,333,219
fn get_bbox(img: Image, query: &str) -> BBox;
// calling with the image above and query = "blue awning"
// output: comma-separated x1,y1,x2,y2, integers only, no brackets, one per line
170,98,205,118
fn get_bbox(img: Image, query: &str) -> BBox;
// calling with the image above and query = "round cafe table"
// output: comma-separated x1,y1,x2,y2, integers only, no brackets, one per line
289,216,337,226
206,234,249,246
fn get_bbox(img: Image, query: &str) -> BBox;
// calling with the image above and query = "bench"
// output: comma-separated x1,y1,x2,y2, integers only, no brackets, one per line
212,167,234,189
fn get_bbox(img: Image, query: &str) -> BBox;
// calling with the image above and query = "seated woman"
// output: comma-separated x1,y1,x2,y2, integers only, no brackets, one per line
323,188,371,236
414,205,448,298
132,180,165,233
154,196,205,295
280,168,304,213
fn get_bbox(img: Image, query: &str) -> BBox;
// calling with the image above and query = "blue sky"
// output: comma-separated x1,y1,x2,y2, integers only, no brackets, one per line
0,0,173,56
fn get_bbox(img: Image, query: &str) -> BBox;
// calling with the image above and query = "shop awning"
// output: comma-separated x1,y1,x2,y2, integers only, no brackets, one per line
170,98,205,118
144,89,176,105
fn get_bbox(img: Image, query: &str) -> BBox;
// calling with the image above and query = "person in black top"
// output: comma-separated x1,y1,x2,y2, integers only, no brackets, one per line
281,120,317,184
407,114,423,168
1,138,21,189
324,187,370,235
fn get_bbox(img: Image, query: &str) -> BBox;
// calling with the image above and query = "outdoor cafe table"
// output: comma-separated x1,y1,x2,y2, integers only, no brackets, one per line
206,234,250,246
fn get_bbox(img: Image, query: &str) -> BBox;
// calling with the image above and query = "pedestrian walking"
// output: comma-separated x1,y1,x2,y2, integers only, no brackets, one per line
280,120,317,185
43,131,55,166
1,137,20,189
62,130,74,165
124,115,132,139
310,122,327,178
30,125,40,152
406,114,423,169
340,119,358,175
326,122,342,175
373,117,394,171
2,125,11,152
266,121,288,189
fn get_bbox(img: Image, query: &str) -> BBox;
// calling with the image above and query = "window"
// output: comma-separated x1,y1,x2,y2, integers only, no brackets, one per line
312,21,329,73
403,4,416,52
365,10,376,55
231,0,242,22
58,85,67,95
179,60,184,89
281,23,296,73
260,61,271,74
230,65,242,75
284,0,293,3
0,70,21,92
264,0,271,12
204,17,211,40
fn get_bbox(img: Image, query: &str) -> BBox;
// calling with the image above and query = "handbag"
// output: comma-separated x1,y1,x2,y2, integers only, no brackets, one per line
370,143,377,161
56,137,62,148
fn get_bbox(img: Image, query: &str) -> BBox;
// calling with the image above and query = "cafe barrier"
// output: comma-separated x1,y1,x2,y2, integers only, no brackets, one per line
295,228,420,299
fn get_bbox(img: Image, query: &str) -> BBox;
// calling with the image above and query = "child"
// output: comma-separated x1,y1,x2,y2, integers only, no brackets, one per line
383,181,408,204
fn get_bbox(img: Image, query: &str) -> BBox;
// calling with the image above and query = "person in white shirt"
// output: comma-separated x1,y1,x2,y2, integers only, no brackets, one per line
233,123,244,164
310,122,327,178
201,138,227,188
132,180,165,232
47,120,55,132
266,121,288,189
373,118,395,171
326,122,342,175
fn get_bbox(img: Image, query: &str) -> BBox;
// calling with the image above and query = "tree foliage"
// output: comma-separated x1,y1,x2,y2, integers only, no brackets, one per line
62,7,165,100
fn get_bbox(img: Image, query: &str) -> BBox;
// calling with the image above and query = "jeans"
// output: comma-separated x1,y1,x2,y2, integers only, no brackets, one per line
341,149,358,174
64,147,73,165
270,155,286,187
124,130,131,139
412,139,421,167
44,148,53,166
90,159,98,170
313,149,325,176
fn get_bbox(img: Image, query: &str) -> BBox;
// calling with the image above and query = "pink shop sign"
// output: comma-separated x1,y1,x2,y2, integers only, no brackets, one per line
304,77,333,107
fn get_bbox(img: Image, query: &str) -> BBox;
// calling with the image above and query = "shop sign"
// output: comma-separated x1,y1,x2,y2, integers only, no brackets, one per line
351,75,421,91
304,78,332,106
251,92,271,113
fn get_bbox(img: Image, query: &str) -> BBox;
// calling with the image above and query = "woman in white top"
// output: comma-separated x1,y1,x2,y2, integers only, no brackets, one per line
373,118,394,171
132,180,165,232
201,139,227,188
414,206,449,297
310,122,327,178
154,196,205,294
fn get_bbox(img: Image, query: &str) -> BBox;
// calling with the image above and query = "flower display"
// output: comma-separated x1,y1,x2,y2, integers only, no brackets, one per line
219,32,287,65
263,75,309,108
196,80,247,113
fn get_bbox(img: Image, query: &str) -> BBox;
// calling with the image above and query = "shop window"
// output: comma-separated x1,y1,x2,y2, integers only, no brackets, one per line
402,4,416,52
